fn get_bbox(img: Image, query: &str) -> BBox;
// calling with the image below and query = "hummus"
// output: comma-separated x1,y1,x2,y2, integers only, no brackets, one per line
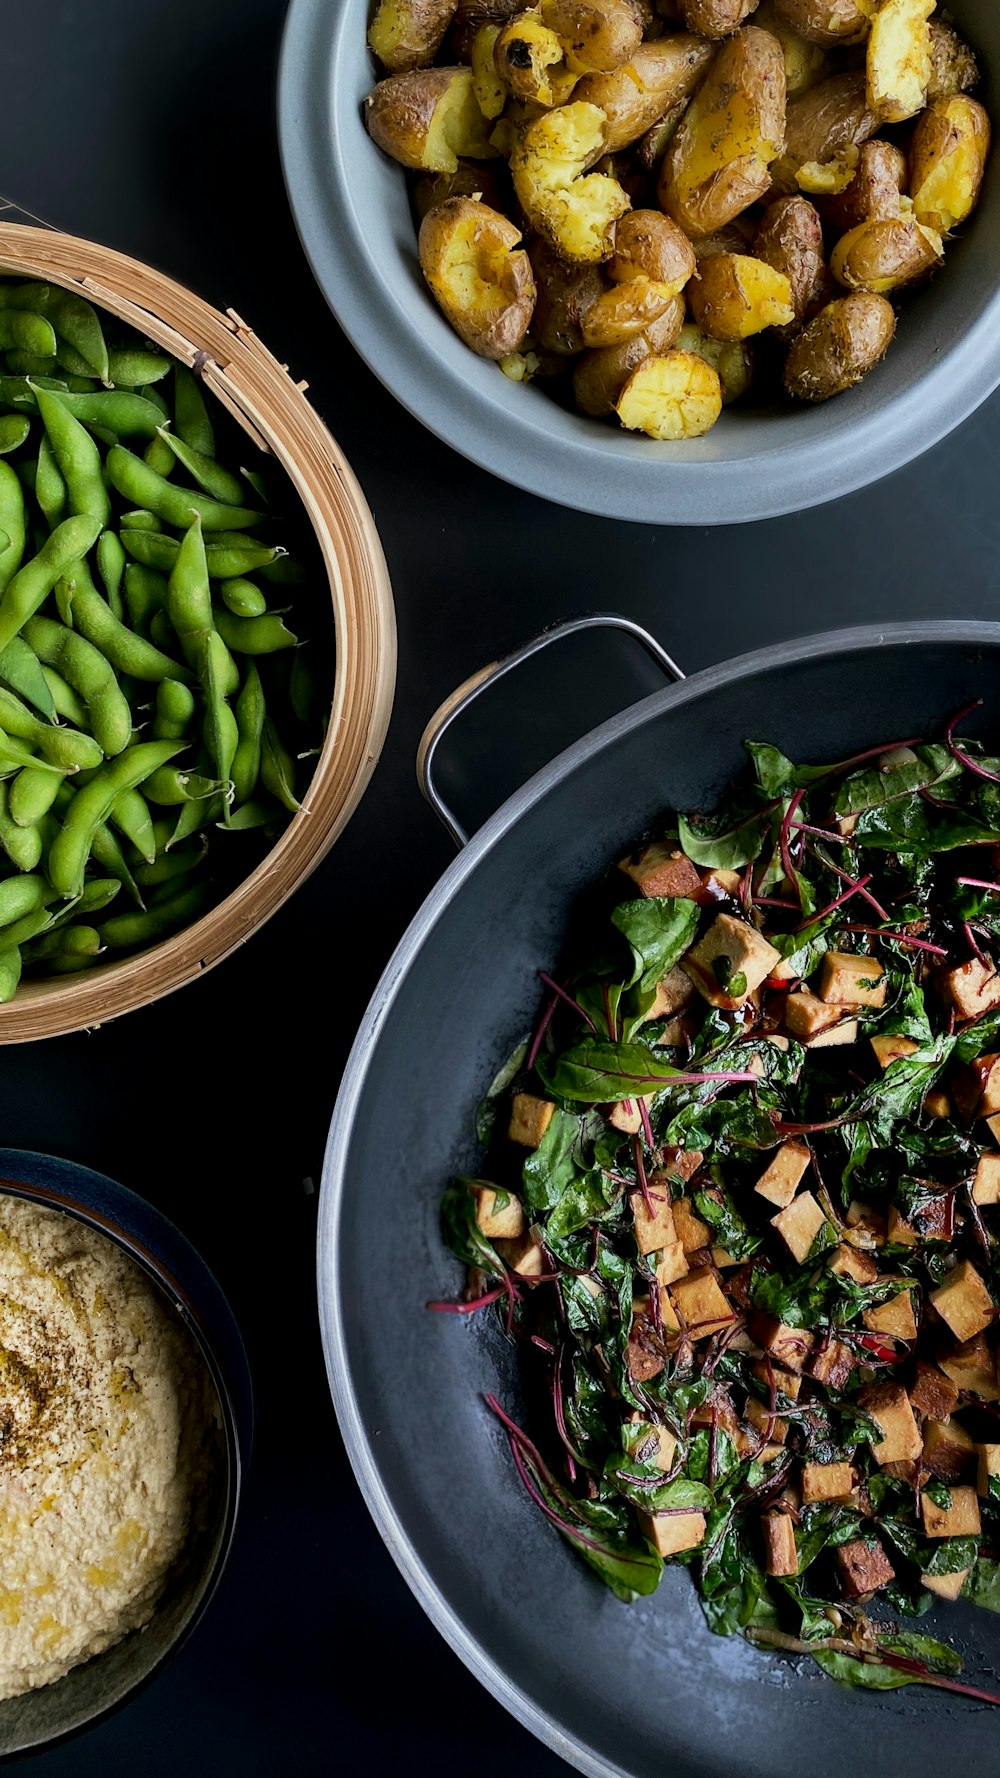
0,1194,215,1700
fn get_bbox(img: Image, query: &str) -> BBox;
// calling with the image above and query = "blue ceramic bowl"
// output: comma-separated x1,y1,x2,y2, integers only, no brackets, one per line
0,1149,252,1755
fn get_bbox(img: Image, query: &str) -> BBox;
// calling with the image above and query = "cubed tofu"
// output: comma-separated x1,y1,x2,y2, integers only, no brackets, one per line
863,1282,917,1341
801,1461,854,1503
921,1485,982,1539
673,1197,711,1253
836,1538,894,1600
976,1443,1000,1498
931,1260,996,1343
909,1361,959,1421
753,1357,803,1400
681,914,781,1009
859,1383,922,1464
639,966,696,1027
640,1508,706,1557
987,1111,1000,1145
785,990,842,1039
607,1094,656,1136
627,1312,666,1381
712,1246,740,1269
752,1315,814,1373
871,1033,920,1069
942,958,1000,1020
922,1569,970,1601
922,1416,975,1482
659,1148,703,1185
670,1268,734,1339
925,1089,951,1119
473,1185,526,1240
829,1243,879,1285
655,1242,690,1287
806,1020,860,1050
983,1055,1000,1114
770,1191,828,1264
818,951,886,1009
756,1139,811,1209
886,1205,919,1248
495,1232,546,1277
939,1333,1000,1401
630,1186,677,1256
761,1510,798,1577
846,1199,885,1241
807,1338,855,1390
619,843,702,900
702,868,742,899
974,1154,1000,1206
745,1396,786,1443
624,1412,678,1474
655,1013,697,1048
508,1093,555,1149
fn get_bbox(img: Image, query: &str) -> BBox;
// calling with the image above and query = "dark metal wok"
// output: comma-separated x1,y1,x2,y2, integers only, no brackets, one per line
319,620,1000,1778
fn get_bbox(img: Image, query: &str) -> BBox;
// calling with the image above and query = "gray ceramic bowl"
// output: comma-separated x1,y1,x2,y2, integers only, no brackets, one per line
278,1,1000,526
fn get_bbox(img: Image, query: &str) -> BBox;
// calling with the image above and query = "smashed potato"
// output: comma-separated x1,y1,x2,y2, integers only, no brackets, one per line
755,1,830,95
573,301,685,412
366,66,497,169
469,24,508,114
529,240,605,350
413,156,508,218
510,101,631,260
610,210,697,290
675,0,760,39
540,0,644,73
784,290,895,398
419,197,537,356
582,277,687,344
860,0,934,124
368,0,459,71
615,350,723,438
754,194,824,324
493,11,577,104
771,70,876,191
677,321,754,401
771,0,867,46
574,35,715,153
926,18,979,101
910,95,991,234
660,26,788,238
688,251,795,338
822,137,906,229
830,214,942,291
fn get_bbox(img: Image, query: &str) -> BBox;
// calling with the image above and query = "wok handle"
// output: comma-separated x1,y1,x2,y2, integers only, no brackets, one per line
417,613,685,848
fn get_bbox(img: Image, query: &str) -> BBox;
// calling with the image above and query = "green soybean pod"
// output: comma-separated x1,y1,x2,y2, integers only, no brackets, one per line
90,822,143,906
170,791,225,845
220,578,267,619
55,339,101,381
48,739,184,897
33,385,112,528
0,512,102,653
106,348,172,387
0,946,21,1002
135,843,204,889
213,609,297,655
43,948,100,974
100,878,210,949
54,389,165,440
0,780,43,869
0,686,102,772
9,766,62,827
0,283,109,382
123,563,166,635
63,558,192,684
35,434,67,528
0,636,52,721
173,364,215,456
0,312,57,356
119,509,160,533
41,665,89,729
149,610,176,657
260,553,305,587
54,574,75,629
260,718,300,814
155,428,245,505
110,788,156,863
0,904,58,950
166,514,212,661
28,923,103,961
0,873,57,929
0,415,30,456
96,530,126,622
0,374,66,408
142,766,219,806
23,615,133,757
0,728,63,776
221,796,278,832
0,462,25,597
231,661,264,806
105,446,262,533
289,650,323,732
201,630,238,811
120,530,283,581
144,433,176,476
4,352,57,378
140,383,171,420
153,677,196,741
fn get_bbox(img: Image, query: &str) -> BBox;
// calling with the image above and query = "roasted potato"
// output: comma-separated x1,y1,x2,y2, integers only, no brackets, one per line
821,137,906,229
659,26,787,237
753,194,824,325
369,0,460,71
582,277,687,343
636,97,693,169
769,0,866,46
419,197,537,356
540,0,645,71
693,216,759,256
861,0,934,125
494,11,577,104
452,0,520,56
468,23,508,113
830,213,942,291
909,95,991,235
413,156,508,218
366,67,498,169
611,210,697,288
687,251,795,337
677,320,754,400
615,350,723,437
529,238,606,348
510,101,632,259
574,35,716,153
926,19,979,102
572,299,685,410
784,289,895,398
770,70,876,191
675,0,760,39
754,1,829,94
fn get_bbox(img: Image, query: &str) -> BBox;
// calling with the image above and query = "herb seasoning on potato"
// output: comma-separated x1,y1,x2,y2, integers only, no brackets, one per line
364,0,990,440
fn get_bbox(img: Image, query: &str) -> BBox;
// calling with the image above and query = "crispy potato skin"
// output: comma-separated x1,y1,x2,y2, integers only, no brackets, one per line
926,18,979,102
572,299,684,411
909,95,991,234
770,0,866,45
529,238,606,350
676,0,760,40
770,69,876,191
659,26,788,238
413,157,508,219
610,211,697,288
369,0,460,70
753,194,824,324
830,215,942,292
366,66,497,169
821,138,906,231
582,277,686,344
493,12,577,105
452,0,519,56
418,197,537,356
687,250,795,337
541,0,645,72
574,36,716,153
784,289,895,398
755,0,829,95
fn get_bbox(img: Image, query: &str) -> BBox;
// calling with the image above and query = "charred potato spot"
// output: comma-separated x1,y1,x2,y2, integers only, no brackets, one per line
860,0,934,124
510,100,632,260
494,11,577,104
784,288,895,398
419,196,538,356
830,213,942,291
926,18,979,102
754,193,824,322
688,250,796,338
540,0,645,73
573,299,684,410
677,320,754,400
581,276,684,344
366,66,498,170
771,70,876,192
910,95,991,234
574,35,716,153
676,0,761,40
369,0,460,71
660,25,788,237
615,349,724,438
821,136,906,229
610,210,697,291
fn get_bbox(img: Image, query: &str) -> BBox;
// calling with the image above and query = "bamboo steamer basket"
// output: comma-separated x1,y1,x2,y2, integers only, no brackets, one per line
0,224,396,1042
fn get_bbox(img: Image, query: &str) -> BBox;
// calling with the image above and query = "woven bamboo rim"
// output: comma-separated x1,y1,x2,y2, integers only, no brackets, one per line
0,224,396,1042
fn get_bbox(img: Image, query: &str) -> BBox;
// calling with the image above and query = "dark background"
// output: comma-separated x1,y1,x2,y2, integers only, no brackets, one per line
1,0,1000,1772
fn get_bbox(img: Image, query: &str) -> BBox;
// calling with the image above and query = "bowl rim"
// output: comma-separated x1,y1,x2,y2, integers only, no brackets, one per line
277,0,1000,527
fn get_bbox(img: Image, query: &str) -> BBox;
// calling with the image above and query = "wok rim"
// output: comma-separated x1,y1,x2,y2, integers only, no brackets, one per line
319,618,1000,1778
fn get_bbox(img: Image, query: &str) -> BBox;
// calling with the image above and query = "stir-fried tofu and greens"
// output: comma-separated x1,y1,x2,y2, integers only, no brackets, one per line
435,705,1000,1702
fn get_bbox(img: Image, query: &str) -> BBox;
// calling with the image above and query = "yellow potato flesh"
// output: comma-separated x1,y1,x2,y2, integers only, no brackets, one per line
797,146,860,193
616,351,723,440
830,217,942,292
863,0,934,124
678,91,781,199
470,26,506,119
426,73,497,170
912,98,990,232
693,255,795,340
511,102,631,261
677,323,753,404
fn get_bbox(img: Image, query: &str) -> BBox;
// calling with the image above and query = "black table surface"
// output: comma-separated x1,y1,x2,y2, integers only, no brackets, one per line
2,1,1000,1772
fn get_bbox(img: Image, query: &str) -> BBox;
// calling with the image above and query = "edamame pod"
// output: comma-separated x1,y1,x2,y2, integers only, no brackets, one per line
166,514,212,663
0,283,109,382
96,530,125,622
35,434,66,528
33,384,111,529
123,563,166,635
53,389,165,439
142,766,220,805
201,630,238,817
0,313,57,358
231,662,264,806
220,578,266,619
223,796,278,832
28,923,103,961
23,614,133,757
261,718,300,813
0,729,63,776
0,947,21,1002
152,678,196,741
99,878,210,949
213,609,297,655
173,365,215,456
48,739,184,896
106,348,171,387
105,447,262,533
0,686,103,772
9,766,62,827
41,665,89,728
135,842,205,889
0,781,43,869
0,637,56,721
0,462,26,595
110,787,156,863
120,528,284,579
0,873,59,929
144,433,175,476
61,558,192,683
0,415,30,456
0,512,102,652
155,428,245,505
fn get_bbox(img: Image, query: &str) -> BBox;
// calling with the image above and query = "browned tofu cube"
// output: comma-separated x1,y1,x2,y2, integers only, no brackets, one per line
836,1538,895,1600
805,1019,860,1050
818,951,886,1009
627,1312,666,1381
923,1568,970,1601
761,1510,798,1577
624,1412,678,1474
752,1314,814,1374
473,1185,526,1240
770,1191,828,1264
495,1232,547,1277
681,914,781,1010
942,959,1000,1020
711,1246,739,1269
640,1508,706,1556
619,843,703,900
673,1197,710,1254
925,1089,951,1119
922,1416,975,1482
931,1260,996,1343
670,1268,734,1339
974,1154,1000,1206
909,1361,959,1421
755,1139,811,1209
655,1013,697,1048
785,990,842,1039
987,1111,1000,1145
829,1243,878,1285
802,1461,854,1503
607,1093,655,1136
630,1186,676,1256
863,1282,917,1341
886,1205,919,1247
744,1397,786,1443
639,966,696,1027
980,1054,1000,1114
859,1383,922,1464
659,1149,703,1186
807,1338,855,1390
939,1333,1000,1401
655,1242,690,1287
702,867,742,899
753,1357,803,1401
845,1199,886,1244
871,1034,920,1069
921,1485,982,1539
976,1443,1000,1498
508,1093,555,1149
